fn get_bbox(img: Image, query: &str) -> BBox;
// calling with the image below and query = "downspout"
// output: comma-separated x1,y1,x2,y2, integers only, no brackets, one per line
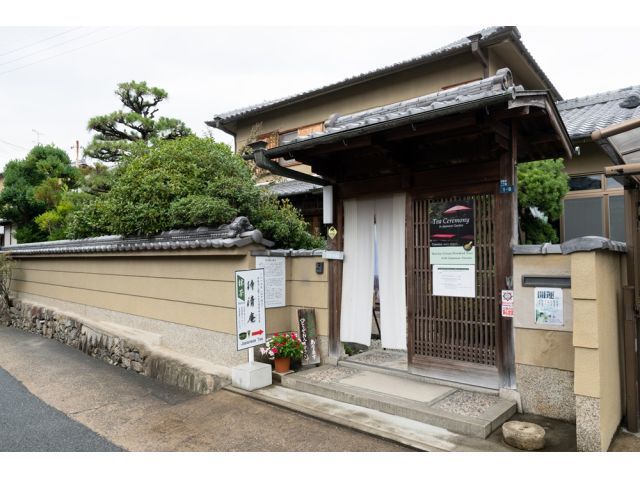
243,140,329,186
468,34,489,79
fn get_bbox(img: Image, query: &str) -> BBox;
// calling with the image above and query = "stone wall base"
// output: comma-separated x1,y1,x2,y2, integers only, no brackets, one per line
575,395,601,452
516,363,576,423
5,299,226,394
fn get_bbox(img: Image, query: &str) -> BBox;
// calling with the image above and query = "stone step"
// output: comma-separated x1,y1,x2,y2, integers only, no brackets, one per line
281,365,516,439
226,384,514,452
339,357,499,395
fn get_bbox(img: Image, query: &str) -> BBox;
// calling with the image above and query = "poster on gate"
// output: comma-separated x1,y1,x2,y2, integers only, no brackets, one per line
429,199,475,265
235,269,266,351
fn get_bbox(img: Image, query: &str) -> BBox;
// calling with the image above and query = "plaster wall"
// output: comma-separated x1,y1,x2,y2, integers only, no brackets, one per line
572,251,624,451
9,250,330,366
513,253,575,422
234,56,484,149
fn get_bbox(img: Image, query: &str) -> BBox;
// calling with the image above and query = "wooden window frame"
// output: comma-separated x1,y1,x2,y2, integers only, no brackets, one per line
561,172,624,241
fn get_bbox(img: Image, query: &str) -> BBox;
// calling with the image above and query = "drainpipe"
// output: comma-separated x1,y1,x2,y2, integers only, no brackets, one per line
468,34,489,79
243,140,329,186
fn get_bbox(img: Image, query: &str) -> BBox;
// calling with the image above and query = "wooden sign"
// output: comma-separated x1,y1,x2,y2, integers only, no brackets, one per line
297,308,321,366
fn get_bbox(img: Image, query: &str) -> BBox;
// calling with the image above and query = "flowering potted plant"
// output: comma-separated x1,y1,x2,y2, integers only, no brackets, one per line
260,332,304,373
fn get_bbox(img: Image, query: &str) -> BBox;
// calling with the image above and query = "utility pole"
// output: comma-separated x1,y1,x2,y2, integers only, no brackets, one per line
70,140,85,167
32,129,44,145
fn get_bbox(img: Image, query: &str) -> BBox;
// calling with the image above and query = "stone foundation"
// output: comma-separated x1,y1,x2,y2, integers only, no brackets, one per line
576,395,601,452
516,363,576,423
4,299,226,394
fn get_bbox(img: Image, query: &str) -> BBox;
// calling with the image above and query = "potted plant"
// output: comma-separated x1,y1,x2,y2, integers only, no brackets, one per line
260,332,304,373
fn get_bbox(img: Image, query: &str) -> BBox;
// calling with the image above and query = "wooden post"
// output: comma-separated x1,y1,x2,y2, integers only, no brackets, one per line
494,122,517,389
327,196,344,358
623,186,639,431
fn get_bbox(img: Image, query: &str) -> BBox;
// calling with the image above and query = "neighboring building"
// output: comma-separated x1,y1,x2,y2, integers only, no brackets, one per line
558,85,640,242
0,173,16,247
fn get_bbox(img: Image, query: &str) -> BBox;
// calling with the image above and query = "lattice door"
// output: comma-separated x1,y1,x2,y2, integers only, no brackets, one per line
409,194,497,367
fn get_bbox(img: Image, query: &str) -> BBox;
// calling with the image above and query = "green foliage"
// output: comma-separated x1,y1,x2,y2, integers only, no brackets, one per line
0,145,80,243
252,196,325,250
66,136,323,249
85,80,192,162
517,159,569,244
79,162,115,195
521,215,559,244
35,191,91,241
0,253,14,314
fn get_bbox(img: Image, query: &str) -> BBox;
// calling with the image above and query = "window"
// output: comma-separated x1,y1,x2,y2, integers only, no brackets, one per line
562,173,624,242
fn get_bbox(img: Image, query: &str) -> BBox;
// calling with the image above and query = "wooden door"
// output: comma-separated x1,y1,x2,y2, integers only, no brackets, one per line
407,192,500,388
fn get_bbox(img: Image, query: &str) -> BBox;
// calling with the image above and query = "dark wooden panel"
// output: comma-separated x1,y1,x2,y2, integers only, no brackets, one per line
409,192,497,369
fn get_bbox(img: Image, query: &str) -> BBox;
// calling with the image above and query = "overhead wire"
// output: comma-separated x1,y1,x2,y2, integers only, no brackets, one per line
0,27,107,67
0,27,141,76
0,27,81,57
0,138,28,151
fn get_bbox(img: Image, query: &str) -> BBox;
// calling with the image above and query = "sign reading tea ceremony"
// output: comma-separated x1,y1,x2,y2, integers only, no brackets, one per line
429,199,476,298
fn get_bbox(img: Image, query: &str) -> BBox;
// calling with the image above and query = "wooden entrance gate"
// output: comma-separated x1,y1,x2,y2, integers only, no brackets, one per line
407,192,500,388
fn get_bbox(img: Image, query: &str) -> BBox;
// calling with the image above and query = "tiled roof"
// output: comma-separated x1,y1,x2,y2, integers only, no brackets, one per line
556,85,640,140
268,68,519,152
266,179,322,197
210,26,560,125
3,217,274,256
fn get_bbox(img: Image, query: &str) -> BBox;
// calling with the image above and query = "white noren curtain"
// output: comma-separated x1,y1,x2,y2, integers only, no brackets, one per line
340,198,375,346
340,194,407,349
375,194,407,349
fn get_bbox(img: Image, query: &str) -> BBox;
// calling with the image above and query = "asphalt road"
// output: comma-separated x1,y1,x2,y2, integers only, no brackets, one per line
0,366,121,451
0,326,412,452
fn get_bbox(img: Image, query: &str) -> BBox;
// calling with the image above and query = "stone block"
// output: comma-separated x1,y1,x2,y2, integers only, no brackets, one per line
502,421,545,450
231,362,272,391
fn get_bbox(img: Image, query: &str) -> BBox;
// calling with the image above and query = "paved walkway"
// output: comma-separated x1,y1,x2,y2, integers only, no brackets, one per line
0,366,121,451
0,326,412,452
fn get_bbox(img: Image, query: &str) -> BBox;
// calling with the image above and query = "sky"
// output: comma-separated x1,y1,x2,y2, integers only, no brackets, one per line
0,2,639,171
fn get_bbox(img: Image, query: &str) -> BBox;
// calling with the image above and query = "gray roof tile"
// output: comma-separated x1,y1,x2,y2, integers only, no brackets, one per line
266,179,321,197
272,69,519,150
2,216,274,256
556,85,640,140
211,26,560,125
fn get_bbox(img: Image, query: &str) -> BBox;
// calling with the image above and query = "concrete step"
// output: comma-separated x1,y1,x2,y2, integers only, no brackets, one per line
339,357,499,395
281,365,516,439
226,384,514,452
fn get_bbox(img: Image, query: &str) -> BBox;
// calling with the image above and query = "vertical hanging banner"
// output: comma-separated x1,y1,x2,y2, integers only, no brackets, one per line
235,269,266,350
255,256,286,308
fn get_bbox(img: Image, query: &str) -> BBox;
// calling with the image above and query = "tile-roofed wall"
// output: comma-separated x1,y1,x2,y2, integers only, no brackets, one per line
557,85,640,140
2,216,274,256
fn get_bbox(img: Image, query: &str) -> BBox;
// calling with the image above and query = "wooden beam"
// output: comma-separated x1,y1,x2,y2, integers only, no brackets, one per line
623,187,640,432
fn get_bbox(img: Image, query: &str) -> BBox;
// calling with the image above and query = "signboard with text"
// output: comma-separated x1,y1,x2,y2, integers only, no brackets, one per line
501,289,514,318
433,265,475,298
255,256,286,308
235,269,266,351
534,287,563,326
429,200,475,265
